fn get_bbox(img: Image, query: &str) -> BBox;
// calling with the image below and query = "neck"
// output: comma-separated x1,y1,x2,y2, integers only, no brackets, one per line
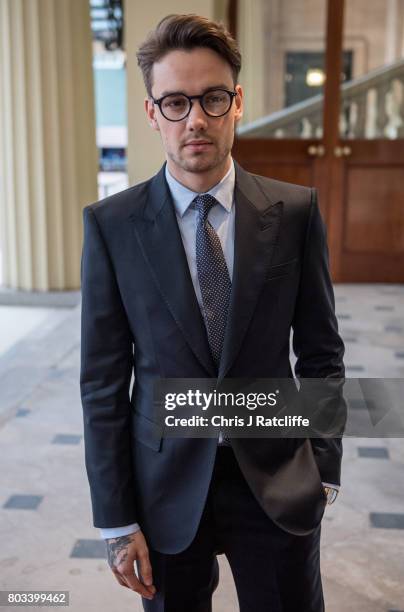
166,156,232,193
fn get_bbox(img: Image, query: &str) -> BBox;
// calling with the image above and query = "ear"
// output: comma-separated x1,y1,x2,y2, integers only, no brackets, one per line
234,84,243,123
145,97,160,131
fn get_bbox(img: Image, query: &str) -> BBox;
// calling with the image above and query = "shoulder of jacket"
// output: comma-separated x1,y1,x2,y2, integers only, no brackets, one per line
82,177,151,221
244,171,314,223
251,172,313,202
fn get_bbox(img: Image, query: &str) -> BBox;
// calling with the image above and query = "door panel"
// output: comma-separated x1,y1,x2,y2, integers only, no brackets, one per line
233,139,318,187
336,144,404,282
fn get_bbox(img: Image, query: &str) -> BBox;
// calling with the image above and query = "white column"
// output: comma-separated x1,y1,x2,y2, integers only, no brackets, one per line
0,0,98,290
237,0,266,125
124,0,218,184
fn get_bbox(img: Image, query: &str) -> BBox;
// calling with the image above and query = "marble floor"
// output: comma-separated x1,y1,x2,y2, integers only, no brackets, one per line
0,284,403,611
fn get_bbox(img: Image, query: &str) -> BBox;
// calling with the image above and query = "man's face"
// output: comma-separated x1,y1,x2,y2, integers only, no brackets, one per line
145,47,243,177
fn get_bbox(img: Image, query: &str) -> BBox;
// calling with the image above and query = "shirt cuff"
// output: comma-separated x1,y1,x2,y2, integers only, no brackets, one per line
100,523,141,540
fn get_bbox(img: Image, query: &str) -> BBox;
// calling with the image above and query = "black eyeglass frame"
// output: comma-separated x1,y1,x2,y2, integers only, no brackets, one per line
150,88,238,121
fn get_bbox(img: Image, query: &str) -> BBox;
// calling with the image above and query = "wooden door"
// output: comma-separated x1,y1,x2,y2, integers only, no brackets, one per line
327,1,404,282
232,0,404,282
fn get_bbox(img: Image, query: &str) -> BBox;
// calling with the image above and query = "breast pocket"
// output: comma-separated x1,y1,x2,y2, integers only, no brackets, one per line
265,257,299,281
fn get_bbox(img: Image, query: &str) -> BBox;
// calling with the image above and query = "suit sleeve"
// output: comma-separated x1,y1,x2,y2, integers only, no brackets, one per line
292,188,345,485
80,206,137,528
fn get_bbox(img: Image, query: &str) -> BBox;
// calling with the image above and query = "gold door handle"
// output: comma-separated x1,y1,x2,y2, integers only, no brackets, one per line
307,144,325,157
334,145,352,157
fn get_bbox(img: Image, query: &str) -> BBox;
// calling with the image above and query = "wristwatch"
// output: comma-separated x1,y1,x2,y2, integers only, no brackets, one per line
323,486,338,505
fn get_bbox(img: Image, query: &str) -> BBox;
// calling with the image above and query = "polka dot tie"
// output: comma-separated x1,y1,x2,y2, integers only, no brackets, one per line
194,194,232,370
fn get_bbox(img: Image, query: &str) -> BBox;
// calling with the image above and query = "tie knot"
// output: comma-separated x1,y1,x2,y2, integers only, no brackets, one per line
193,194,218,222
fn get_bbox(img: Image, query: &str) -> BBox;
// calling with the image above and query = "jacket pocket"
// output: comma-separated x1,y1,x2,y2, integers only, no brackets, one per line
132,410,163,452
265,257,298,281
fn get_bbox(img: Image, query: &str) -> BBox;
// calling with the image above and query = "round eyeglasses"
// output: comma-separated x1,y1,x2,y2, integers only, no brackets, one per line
151,89,237,122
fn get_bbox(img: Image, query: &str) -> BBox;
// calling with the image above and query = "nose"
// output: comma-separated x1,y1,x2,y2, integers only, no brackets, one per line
186,99,208,131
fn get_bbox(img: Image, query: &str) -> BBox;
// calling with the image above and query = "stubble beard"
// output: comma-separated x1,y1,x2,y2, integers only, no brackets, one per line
168,142,231,174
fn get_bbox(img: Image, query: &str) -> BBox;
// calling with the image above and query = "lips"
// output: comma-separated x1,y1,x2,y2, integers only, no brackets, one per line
184,140,212,146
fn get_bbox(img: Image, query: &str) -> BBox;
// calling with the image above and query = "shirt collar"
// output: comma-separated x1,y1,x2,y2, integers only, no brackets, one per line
165,158,235,218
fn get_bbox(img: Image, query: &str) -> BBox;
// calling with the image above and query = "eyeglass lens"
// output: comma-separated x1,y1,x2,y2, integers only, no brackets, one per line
160,90,232,120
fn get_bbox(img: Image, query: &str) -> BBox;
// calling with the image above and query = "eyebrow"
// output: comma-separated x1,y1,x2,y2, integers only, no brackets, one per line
157,84,233,98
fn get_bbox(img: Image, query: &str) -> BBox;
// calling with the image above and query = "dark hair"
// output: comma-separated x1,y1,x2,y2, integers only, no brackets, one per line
136,14,242,96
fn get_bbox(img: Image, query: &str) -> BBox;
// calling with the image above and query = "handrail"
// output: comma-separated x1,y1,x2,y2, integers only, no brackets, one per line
236,58,404,138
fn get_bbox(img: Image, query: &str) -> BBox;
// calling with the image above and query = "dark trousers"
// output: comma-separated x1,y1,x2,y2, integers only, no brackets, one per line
139,445,324,612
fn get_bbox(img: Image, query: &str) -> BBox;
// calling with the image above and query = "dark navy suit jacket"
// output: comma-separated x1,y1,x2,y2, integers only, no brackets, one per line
80,160,345,554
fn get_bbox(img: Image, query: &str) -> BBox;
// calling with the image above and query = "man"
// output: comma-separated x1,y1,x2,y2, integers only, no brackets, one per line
80,13,344,612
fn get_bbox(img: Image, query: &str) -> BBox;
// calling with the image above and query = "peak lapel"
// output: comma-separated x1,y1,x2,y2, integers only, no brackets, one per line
218,162,283,381
129,164,216,377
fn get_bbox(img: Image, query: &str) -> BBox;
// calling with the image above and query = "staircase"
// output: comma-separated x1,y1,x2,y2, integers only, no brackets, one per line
236,58,404,140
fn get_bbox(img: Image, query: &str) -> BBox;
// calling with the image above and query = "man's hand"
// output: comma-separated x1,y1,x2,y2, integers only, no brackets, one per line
106,530,156,600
